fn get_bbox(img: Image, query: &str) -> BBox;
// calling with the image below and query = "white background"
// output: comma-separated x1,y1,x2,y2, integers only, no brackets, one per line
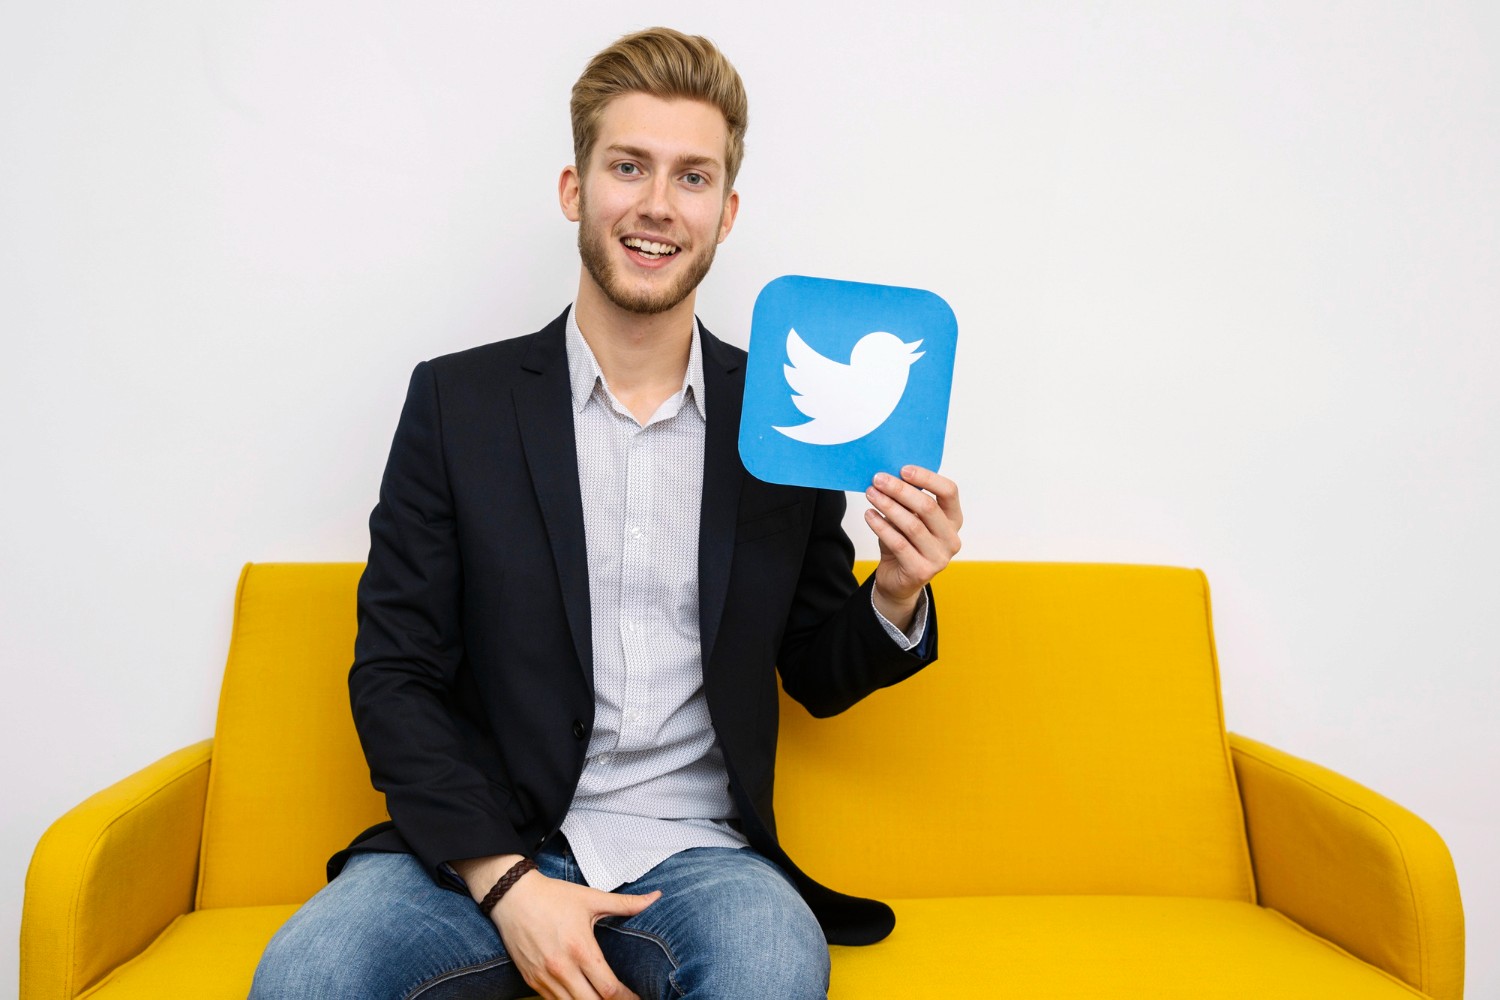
2,2,1495,996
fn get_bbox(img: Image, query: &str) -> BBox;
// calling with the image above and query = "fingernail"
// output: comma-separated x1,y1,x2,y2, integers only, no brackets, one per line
874,473,890,485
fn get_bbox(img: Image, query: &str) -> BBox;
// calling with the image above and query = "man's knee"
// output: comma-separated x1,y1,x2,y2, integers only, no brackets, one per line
248,853,507,1000
249,913,363,1000
673,911,829,999
615,848,830,999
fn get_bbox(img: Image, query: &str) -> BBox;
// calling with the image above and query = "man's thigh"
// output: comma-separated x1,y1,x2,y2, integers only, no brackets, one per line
596,846,830,1000
249,851,530,1000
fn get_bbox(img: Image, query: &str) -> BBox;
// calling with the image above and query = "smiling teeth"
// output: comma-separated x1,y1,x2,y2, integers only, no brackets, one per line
623,237,678,256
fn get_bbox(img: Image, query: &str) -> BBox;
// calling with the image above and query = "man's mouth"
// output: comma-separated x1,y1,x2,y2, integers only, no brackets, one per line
621,236,681,261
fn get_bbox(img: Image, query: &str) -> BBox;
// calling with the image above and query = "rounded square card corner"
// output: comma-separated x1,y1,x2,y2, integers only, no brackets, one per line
737,431,792,489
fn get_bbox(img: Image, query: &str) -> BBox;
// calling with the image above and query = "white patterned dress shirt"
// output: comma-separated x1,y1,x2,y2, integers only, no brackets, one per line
558,307,926,890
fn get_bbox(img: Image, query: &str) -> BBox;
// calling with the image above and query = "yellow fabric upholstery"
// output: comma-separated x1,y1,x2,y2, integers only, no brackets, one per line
1230,734,1465,1000
76,906,297,999
69,900,1430,1000
828,897,1430,998
198,562,387,908
775,561,1254,901
22,741,211,999
21,561,1464,999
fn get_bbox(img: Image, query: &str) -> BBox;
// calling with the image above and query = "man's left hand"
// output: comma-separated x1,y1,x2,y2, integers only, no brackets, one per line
864,465,963,632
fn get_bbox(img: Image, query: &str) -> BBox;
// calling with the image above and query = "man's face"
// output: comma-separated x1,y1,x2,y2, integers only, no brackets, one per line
562,93,739,316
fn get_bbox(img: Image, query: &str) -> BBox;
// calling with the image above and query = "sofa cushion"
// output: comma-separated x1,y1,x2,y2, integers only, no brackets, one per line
829,896,1431,998
77,905,296,998
76,897,1425,999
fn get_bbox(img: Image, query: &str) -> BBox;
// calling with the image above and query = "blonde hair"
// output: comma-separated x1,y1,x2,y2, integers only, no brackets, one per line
571,27,748,191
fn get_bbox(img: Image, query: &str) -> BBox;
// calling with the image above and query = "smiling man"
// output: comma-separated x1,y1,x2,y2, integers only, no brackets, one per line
250,27,962,1000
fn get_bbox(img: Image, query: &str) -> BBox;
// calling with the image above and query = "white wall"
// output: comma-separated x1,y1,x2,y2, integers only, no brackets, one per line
3,2,1495,996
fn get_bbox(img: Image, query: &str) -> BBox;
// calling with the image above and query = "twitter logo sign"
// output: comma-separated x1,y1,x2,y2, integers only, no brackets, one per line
739,275,957,492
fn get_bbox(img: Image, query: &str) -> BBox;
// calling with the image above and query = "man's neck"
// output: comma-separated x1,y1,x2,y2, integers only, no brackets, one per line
572,273,697,423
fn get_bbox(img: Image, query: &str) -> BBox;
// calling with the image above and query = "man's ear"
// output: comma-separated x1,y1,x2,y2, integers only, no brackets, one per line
717,188,740,244
559,166,582,222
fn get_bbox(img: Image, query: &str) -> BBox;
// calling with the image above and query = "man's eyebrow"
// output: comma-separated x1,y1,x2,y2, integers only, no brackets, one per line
605,143,722,170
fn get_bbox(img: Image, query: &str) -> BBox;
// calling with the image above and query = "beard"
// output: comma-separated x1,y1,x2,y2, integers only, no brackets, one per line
577,194,720,316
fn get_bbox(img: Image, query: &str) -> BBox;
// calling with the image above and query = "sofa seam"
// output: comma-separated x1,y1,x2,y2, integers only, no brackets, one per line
64,753,212,996
196,561,251,911
1262,905,1431,998
1234,742,1428,993
1195,568,1258,904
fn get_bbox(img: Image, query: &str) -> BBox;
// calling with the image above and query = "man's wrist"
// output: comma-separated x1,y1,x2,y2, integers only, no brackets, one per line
450,853,528,905
871,580,919,633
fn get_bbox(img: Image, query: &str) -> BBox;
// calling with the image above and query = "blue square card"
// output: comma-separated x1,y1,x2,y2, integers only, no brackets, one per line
738,275,957,492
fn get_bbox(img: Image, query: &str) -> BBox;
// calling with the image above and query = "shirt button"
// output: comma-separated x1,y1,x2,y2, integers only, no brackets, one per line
572,720,586,740
629,526,643,540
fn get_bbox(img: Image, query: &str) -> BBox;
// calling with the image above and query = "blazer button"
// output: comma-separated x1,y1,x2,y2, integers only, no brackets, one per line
572,720,586,740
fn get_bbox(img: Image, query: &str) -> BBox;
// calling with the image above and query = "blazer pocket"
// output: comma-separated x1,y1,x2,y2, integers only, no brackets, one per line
736,502,803,545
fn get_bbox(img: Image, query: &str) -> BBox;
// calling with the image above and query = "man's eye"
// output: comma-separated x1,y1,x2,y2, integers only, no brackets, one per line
617,163,639,176
684,172,705,185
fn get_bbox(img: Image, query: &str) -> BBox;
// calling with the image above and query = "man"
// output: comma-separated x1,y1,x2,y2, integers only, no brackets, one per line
251,26,962,1000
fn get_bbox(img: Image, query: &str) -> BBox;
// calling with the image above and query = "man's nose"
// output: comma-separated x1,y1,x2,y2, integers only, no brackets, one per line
638,173,674,221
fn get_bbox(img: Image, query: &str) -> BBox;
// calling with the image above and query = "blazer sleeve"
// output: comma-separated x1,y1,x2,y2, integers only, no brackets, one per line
774,486,939,718
348,361,530,881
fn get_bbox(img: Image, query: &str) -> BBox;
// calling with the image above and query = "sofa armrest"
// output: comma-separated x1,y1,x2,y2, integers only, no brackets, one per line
1228,732,1463,1000
21,740,213,1000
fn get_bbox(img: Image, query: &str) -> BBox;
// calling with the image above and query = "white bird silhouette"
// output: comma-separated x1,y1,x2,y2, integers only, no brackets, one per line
772,328,924,445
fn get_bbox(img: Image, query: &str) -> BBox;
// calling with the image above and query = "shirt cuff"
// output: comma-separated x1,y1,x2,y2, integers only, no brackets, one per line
439,861,470,893
871,585,929,650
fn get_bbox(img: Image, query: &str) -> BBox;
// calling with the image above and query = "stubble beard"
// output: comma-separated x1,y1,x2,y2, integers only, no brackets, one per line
577,192,720,316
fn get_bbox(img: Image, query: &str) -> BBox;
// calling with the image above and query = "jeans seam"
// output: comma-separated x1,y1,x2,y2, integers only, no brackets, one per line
403,953,513,999
597,923,686,996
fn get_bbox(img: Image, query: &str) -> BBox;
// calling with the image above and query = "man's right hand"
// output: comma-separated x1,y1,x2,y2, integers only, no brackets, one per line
451,854,659,1000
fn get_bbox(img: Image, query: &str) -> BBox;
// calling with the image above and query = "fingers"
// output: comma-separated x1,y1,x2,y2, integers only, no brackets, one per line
899,465,964,531
537,889,654,999
580,943,641,1000
596,889,661,918
574,939,638,1000
533,938,634,1000
865,466,962,602
866,469,962,557
496,877,650,1000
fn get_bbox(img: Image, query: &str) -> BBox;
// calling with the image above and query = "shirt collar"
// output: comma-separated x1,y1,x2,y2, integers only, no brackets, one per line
565,305,707,420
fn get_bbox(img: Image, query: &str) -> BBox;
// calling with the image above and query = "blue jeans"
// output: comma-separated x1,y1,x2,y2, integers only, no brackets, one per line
249,839,830,999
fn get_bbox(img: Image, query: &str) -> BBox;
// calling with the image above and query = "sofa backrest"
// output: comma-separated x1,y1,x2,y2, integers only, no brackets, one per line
773,561,1255,902
198,560,1254,908
198,562,385,908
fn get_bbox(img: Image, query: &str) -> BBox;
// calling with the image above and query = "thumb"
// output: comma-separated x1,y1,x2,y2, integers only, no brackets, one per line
595,888,661,918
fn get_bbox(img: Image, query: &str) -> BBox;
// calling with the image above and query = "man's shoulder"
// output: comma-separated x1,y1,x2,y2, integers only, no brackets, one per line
421,308,570,386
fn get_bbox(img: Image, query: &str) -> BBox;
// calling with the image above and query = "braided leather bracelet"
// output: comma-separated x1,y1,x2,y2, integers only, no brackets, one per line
478,858,539,917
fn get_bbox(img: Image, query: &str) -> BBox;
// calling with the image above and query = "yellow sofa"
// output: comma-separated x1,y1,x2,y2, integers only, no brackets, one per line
22,561,1464,998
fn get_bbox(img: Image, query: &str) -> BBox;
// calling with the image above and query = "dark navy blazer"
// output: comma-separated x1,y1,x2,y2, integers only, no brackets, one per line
330,308,938,945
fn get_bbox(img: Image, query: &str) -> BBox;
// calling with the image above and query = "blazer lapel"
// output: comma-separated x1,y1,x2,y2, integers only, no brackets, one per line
514,311,594,689
697,323,746,669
